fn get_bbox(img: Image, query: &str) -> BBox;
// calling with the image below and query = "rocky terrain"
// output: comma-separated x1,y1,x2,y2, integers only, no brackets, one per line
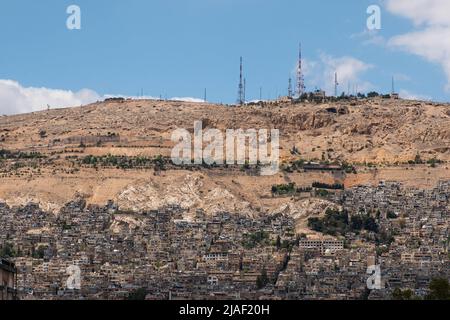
0,97,449,227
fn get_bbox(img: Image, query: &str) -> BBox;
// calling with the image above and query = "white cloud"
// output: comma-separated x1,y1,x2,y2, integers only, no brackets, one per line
111,96,206,103
399,89,432,101
386,0,450,27
351,29,386,46
304,54,374,95
386,0,450,90
393,73,411,82
0,80,101,115
170,97,206,103
0,79,206,116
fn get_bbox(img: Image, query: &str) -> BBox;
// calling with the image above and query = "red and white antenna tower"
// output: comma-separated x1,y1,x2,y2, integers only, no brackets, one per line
296,43,306,98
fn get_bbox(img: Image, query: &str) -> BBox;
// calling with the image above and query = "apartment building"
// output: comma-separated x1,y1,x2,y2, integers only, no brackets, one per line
0,258,17,300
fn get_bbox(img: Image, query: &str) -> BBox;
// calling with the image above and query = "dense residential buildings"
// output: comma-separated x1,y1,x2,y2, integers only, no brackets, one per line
0,180,448,300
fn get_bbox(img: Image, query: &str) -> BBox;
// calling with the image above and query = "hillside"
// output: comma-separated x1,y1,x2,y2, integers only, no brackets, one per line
0,97,450,225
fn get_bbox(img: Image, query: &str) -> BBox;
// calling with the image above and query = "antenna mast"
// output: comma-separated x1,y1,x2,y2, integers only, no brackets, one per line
334,72,339,97
296,43,306,98
244,78,246,104
288,77,293,98
237,57,245,105
391,76,395,94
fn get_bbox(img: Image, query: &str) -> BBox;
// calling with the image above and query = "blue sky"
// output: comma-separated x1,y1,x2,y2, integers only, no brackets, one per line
1,0,450,114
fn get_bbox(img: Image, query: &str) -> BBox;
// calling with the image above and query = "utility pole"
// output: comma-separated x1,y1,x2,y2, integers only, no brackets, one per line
204,88,207,102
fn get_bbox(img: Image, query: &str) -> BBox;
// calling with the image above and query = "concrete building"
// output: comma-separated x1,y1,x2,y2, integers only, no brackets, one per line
299,239,344,254
0,258,17,300
312,90,326,102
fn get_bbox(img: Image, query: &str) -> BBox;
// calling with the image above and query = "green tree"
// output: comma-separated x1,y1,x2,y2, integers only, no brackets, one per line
32,245,47,259
414,153,423,164
275,235,281,250
256,268,269,290
392,288,415,300
426,278,450,300
0,242,16,258
127,288,147,300
351,215,363,231
364,216,379,233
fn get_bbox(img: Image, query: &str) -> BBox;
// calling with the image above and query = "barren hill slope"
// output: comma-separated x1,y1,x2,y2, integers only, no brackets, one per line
1,98,449,164
0,97,449,219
